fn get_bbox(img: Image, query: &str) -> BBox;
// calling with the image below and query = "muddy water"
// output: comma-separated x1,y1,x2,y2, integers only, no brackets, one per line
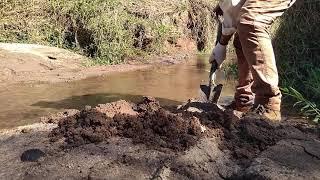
0,55,236,129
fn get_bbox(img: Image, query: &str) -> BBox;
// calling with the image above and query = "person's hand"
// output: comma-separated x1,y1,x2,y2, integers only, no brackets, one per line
209,42,227,68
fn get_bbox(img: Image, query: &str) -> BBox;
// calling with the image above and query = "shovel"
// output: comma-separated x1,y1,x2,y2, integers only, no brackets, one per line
199,21,223,103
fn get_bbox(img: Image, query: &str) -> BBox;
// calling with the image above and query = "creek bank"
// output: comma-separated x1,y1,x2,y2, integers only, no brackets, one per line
0,40,196,86
0,97,319,179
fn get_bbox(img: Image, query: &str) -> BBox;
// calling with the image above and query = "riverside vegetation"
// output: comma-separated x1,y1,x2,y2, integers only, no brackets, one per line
272,1,320,122
0,0,217,64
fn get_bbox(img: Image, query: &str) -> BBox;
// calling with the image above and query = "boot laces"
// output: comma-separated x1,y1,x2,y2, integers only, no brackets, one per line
252,104,266,115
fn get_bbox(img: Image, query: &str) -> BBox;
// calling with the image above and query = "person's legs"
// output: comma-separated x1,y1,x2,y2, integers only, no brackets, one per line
237,0,295,120
232,33,254,112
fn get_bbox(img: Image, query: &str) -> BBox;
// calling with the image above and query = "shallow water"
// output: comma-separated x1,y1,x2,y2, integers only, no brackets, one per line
0,55,236,129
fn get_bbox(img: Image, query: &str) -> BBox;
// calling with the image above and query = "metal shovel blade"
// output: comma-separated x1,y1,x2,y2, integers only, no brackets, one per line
199,84,223,103
200,84,211,100
199,20,223,103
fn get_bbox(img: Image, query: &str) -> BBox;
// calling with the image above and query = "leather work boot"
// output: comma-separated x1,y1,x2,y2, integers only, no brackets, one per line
245,104,282,122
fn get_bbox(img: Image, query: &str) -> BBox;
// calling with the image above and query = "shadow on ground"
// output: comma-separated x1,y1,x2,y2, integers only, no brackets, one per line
32,93,181,110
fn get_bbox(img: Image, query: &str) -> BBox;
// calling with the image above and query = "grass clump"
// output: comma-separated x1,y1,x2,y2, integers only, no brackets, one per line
282,87,320,123
0,0,63,45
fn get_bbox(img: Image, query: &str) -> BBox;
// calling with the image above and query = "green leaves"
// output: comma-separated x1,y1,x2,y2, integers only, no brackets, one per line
275,2,320,122
282,87,320,123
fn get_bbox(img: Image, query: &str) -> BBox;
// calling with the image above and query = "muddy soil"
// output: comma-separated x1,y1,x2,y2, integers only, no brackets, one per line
0,40,195,86
0,98,319,180
49,97,204,151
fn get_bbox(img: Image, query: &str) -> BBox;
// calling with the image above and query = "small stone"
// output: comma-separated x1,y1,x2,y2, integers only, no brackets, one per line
200,125,207,133
47,56,57,60
176,105,183,110
85,105,92,111
21,149,46,162
186,107,203,113
21,129,31,134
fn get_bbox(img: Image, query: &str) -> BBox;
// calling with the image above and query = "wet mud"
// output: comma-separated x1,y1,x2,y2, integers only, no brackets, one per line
49,97,203,151
1,97,319,179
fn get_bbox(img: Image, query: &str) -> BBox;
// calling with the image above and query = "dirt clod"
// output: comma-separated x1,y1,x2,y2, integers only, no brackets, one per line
134,96,161,112
95,100,137,118
40,109,80,124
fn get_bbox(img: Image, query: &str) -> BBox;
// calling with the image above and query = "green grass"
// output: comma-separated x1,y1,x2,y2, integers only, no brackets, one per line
282,87,320,123
0,0,219,64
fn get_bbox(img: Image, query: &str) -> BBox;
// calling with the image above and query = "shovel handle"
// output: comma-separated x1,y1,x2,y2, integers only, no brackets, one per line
209,61,218,87
215,21,223,46
209,21,222,86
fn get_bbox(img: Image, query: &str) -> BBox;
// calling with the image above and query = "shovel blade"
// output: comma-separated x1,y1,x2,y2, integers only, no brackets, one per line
200,84,210,101
199,84,223,103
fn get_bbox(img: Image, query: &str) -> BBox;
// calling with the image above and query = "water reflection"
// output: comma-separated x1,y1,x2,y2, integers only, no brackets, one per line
32,93,181,110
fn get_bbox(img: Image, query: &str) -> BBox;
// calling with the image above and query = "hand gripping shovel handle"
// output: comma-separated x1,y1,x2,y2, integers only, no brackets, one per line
208,20,223,103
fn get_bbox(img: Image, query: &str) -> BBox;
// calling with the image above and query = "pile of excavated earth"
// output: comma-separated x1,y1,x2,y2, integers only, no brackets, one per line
0,97,319,179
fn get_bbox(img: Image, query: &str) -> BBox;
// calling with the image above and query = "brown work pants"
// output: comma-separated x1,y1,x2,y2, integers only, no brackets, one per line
233,0,296,111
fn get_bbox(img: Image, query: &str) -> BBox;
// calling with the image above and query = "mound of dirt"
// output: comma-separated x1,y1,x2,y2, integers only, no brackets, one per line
49,97,204,151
